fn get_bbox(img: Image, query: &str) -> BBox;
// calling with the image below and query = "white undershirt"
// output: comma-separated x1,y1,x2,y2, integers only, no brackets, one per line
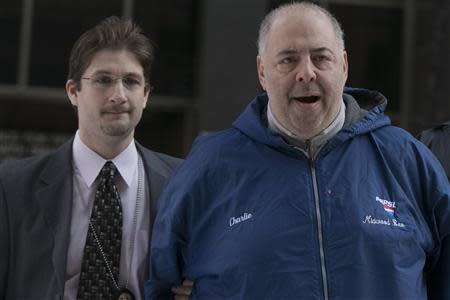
64,131,149,300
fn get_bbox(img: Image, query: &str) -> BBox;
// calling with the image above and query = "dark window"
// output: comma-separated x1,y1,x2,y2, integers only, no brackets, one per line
330,4,403,112
29,0,122,87
135,0,197,97
0,1,21,84
135,109,186,157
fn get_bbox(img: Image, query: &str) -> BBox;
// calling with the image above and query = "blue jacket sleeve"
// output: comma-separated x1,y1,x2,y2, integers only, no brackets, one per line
144,171,193,300
144,135,217,299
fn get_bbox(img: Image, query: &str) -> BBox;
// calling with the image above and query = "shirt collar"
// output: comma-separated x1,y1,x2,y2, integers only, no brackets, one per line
72,131,138,187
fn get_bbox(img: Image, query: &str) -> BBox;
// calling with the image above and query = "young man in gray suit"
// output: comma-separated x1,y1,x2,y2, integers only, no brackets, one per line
0,16,191,300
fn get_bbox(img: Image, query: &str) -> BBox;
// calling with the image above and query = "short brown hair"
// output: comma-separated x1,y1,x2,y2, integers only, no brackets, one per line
68,16,154,89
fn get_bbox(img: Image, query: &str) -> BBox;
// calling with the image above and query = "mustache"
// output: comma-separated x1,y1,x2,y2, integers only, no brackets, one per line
101,105,130,114
289,84,321,96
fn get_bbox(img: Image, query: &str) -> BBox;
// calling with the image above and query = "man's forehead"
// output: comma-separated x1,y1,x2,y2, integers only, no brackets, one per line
84,49,144,75
271,8,333,34
266,9,338,49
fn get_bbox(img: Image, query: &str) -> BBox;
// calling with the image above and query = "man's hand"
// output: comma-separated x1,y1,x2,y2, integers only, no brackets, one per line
171,279,193,300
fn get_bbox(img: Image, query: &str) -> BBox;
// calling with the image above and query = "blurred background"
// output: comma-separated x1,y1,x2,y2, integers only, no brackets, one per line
0,0,449,160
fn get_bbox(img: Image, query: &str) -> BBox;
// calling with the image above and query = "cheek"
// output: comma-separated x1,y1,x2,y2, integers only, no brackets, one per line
132,98,146,113
79,98,102,120
335,69,347,86
79,100,96,113
320,73,342,93
141,98,148,109
77,105,93,122
131,98,145,111
266,76,288,95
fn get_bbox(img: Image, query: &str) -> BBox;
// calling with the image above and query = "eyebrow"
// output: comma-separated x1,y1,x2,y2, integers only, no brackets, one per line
90,70,144,78
276,49,299,58
276,47,334,57
310,47,333,54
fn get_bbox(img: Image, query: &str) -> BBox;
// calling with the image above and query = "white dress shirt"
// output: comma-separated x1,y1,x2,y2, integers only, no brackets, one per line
64,131,149,300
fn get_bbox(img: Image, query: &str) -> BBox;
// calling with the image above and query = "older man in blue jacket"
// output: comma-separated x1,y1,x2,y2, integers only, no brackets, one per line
146,2,450,299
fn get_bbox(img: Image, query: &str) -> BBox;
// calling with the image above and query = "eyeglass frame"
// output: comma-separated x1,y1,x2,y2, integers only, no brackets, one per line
81,73,149,92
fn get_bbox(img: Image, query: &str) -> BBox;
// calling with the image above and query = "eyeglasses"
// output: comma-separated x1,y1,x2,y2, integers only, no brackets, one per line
81,74,145,91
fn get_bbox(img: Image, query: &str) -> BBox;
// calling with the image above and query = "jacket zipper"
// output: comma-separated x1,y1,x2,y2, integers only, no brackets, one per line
306,140,329,300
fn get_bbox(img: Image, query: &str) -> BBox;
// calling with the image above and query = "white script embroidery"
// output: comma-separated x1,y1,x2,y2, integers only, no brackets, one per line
362,215,405,228
229,213,253,227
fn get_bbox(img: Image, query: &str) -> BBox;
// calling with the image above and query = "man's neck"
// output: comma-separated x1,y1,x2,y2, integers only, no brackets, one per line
267,101,346,156
78,131,134,159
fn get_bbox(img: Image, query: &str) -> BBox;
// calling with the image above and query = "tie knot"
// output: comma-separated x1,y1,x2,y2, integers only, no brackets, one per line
100,161,118,180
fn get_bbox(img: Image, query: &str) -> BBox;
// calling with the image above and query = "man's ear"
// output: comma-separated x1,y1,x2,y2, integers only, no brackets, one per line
66,79,79,107
342,51,348,82
143,84,151,109
256,55,267,91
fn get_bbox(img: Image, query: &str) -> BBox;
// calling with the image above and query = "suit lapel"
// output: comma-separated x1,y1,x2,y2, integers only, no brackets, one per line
135,144,169,284
36,140,74,295
136,144,168,228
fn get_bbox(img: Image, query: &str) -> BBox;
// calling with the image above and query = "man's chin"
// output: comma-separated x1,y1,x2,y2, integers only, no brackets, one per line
101,124,133,137
289,112,327,136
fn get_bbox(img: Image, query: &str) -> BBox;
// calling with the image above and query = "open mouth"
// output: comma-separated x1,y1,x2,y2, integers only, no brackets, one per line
292,96,320,103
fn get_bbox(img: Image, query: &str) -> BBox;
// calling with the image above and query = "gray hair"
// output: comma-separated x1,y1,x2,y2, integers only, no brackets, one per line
257,1,345,55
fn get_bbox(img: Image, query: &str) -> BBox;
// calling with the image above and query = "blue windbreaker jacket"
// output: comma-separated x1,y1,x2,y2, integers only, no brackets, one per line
146,88,450,299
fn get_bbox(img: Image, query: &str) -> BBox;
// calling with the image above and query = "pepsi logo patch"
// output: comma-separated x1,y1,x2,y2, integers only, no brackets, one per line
375,196,396,217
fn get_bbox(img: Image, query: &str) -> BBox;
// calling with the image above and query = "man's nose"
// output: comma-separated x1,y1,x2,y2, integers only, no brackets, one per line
110,79,127,102
295,57,317,83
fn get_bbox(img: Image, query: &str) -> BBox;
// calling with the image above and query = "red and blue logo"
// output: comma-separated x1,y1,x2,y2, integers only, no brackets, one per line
376,196,396,217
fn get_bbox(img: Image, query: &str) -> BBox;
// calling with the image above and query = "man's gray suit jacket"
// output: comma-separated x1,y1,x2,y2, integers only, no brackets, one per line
0,139,182,299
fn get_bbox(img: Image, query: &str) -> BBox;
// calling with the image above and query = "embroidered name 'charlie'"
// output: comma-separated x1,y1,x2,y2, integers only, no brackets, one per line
229,213,253,227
